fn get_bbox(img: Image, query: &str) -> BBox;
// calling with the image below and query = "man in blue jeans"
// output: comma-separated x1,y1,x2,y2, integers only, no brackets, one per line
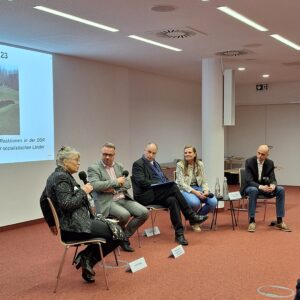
241,144,291,233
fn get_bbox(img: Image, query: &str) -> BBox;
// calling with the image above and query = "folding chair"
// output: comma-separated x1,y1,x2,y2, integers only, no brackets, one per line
47,198,111,292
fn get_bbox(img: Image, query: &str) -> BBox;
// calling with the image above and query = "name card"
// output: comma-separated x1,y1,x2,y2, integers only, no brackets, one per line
228,191,242,200
169,245,185,259
126,257,147,273
143,226,160,237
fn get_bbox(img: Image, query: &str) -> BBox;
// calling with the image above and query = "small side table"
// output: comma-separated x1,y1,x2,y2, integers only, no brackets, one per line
210,197,239,230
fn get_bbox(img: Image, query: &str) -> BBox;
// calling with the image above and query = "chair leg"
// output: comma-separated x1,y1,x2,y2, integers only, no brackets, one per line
150,210,155,235
230,201,238,230
72,245,79,265
263,200,267,221
54,246,69,293
98,243,109,290
136,228,141,248
237,199,241,223
113,249,119,266
210,202,218,230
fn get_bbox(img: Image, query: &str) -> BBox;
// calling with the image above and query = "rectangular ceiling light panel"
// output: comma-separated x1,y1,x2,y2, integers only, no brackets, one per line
128,35,182,52
217,6,268,32
34,6,119,32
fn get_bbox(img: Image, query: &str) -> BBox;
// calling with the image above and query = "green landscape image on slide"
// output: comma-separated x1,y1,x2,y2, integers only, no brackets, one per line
0,65,19,135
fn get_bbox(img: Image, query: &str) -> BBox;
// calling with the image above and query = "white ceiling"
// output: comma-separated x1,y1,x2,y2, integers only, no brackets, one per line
1,0,300,84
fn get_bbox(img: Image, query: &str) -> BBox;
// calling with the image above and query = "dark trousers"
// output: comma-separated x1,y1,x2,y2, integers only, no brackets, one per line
61,220,120,263
152,184,193,236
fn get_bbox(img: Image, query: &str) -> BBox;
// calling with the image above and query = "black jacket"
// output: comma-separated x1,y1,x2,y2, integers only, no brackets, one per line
131,156,168,205
40,166,92,233
240,156,277,195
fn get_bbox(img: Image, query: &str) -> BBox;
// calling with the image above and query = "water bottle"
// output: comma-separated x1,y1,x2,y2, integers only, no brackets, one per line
214,177,221,198
223,177,229,200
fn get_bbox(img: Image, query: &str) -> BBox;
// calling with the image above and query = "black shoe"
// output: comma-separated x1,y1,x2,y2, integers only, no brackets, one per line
80,256,96,276
175,235,188,246
74,253,83,270
82,270,95,283
120,241,135,252
75,254,97,276
189,213,208,225
269,220,276,226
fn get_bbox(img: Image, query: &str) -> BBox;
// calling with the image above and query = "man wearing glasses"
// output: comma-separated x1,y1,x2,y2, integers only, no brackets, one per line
88,142,149,252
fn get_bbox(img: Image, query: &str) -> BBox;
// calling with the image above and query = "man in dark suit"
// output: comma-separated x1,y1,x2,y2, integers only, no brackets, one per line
241,144,291,233
131,142,208,246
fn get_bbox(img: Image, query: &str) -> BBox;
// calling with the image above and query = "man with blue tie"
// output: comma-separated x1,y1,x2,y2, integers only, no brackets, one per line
131,142,208,246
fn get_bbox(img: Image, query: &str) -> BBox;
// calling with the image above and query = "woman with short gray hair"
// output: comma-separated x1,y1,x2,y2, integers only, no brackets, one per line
40,146,124,283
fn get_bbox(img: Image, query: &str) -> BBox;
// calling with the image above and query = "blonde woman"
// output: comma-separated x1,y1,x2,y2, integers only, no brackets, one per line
176,146,217,231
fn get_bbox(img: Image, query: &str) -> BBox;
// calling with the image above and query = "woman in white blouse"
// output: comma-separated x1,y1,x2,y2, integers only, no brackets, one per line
176,146,217,231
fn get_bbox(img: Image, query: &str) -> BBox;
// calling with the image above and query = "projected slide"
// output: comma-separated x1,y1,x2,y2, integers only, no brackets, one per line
0,44,54,164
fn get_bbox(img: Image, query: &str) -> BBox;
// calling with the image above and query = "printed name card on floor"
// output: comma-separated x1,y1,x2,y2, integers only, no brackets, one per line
143,226,160,237
228,191,242,200
126,257,147,273
169,245,185,259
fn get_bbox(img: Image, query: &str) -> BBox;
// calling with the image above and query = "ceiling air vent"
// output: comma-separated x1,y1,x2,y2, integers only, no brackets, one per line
156,29,196,39
216,49,249,57
151,5,176,12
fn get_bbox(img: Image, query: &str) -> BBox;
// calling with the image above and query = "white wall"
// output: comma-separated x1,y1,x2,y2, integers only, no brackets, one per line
128,70,201,163
226,82,300,186
236,81,300,105
0,54,201,227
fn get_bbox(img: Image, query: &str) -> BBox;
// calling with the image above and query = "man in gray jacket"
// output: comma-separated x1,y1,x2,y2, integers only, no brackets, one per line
88,142,149,252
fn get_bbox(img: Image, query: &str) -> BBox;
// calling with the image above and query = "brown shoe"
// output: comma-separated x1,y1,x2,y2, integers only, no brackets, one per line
275,222,292,232
191,223,201,232
248,222,256,232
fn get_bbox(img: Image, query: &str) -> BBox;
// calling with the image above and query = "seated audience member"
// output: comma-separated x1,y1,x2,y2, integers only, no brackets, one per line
87,142,149,252
176,146,217,232
240,144,291,233
40,146,124,283
131,142,208,246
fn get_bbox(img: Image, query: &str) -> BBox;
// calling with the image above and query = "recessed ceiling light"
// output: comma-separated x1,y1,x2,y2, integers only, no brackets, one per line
33,6,119,32
238,67,246,71
217,6,268,32
262,74,270,78
128,35,182,52
270,34,300,50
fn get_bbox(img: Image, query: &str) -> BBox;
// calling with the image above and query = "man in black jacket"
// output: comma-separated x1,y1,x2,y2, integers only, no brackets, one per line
131,142,208,246
241,144,291,233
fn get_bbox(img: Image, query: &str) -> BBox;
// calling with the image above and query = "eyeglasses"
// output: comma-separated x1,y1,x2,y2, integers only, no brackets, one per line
68,157,80,163
102,153,114,157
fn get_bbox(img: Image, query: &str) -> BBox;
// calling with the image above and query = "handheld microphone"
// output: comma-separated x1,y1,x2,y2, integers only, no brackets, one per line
78,171,93,199
122,170,129,177
78,171,89,184
78,171,95,215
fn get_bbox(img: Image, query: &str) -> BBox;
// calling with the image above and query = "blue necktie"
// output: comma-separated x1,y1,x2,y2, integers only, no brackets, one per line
152,162,167,183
